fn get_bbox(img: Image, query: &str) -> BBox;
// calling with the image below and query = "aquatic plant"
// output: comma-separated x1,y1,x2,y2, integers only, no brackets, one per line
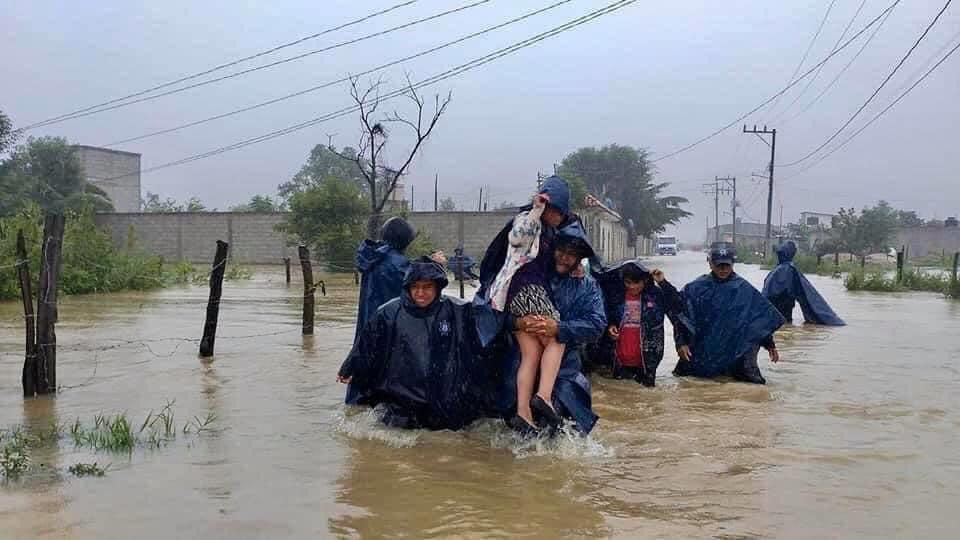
0,429,32,478
68,462,109,477
224,264,253,281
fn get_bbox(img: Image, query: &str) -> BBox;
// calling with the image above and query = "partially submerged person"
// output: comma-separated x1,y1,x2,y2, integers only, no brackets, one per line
337,257,487,430
487,191,567,433
673,247,785,384
593,260,683,387
493,224,606,435
763,241,845,326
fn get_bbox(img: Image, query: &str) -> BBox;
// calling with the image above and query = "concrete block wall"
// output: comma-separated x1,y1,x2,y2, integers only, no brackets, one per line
95,212,289,264
74,145,141,212
897,227,960,259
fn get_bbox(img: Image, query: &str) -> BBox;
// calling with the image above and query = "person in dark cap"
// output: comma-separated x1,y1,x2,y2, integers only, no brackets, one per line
337,257,488,430
672,246,785,384
493,221,607,435
763,241,845,326
353,217,446,343
592,260,684,387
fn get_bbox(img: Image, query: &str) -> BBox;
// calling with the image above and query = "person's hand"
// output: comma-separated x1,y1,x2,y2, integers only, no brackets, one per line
677,345,692,362
570,264,585,278
607,325,620,340
533,193,549,209
769,347,780,364
530,317,560,338
652,268,665,283
337,375,352,384
516,315,542,332
429,250,447,266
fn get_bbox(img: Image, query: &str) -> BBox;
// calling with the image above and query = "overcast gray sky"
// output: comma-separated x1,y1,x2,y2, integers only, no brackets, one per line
4,0,959,241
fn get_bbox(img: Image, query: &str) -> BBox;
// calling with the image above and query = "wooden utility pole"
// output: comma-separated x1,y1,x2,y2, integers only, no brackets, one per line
298,246,315,335
478,187,483,212
743,125,777,254
35,213,65,394
16,230,38,397
199,240,229,358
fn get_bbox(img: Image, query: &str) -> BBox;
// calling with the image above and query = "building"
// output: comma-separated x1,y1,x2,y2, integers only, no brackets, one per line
707,220,783,251
800,211,837,229
73,145,141,212
581,193,630,262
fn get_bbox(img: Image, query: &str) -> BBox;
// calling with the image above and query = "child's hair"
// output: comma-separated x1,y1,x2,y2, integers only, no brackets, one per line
621,265,649,283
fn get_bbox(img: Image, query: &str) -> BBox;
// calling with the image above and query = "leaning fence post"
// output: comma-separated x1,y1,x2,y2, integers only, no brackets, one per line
16,230,38,397
298,246,315,335
457,257,465,299
953,252,959,283
199,240,229,358
896,249,904,283
283,257,291,284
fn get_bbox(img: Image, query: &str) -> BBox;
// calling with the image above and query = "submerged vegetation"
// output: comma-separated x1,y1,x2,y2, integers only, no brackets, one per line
844,268,955,296
1,402,216,480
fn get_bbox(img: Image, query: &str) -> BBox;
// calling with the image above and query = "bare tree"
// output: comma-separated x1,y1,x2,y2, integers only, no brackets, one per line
330,75,451,239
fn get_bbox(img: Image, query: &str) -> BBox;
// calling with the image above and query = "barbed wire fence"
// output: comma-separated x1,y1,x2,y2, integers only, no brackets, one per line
2,234,360,395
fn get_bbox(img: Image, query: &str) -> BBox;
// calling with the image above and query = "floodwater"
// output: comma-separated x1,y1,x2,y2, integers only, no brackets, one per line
1,252,959,538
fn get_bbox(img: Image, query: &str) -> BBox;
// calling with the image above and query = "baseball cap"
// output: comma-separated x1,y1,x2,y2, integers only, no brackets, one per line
709,246,736,265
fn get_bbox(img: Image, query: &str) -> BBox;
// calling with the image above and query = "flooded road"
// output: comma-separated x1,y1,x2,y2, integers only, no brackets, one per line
2,252,959,538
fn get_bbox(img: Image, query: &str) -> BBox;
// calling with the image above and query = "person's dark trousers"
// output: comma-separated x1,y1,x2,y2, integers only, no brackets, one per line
725,344,766,384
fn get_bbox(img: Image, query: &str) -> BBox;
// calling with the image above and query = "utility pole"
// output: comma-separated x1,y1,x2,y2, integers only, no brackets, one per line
434,173,438,212
743,125,776,254
716,176,737,246
478,187,483,212
703,179,732,244
410,185,414,212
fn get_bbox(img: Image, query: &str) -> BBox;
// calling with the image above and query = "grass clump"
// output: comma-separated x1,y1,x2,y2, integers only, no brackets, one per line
68,462,109,477
0,428,32,478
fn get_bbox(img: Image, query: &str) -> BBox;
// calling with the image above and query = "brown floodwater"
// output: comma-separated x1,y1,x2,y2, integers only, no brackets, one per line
1,252,958,538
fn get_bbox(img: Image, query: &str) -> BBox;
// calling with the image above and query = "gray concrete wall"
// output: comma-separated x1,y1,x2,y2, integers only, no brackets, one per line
94,212,290,264
74,145,141,212
897,227,960,259
94,210,632,267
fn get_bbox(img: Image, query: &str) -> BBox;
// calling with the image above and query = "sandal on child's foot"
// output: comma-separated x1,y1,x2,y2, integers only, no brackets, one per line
530,395,562,428
507,415,540,437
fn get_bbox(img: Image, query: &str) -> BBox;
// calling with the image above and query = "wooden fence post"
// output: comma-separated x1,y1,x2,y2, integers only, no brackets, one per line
199,240,229,358
283,257,291,284
16,230,38,397
953,252,959,282
36,213,65,394
457,257,465,299
298,246,314,335
896,249,904,283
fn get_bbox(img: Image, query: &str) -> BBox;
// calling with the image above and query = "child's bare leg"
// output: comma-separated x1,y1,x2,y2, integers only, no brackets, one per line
515,331,544,425
536,336,566,408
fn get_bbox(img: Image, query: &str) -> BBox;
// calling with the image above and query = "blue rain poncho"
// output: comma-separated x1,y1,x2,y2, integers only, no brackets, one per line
339,258,490,430
353,217,416,343
673,272,785,380
490,225,606,434
763,242,845,326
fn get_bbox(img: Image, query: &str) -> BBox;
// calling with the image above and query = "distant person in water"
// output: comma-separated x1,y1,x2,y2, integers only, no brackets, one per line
763,241,845,326
337,257,487,430
673,246,785,384
593,261,684,387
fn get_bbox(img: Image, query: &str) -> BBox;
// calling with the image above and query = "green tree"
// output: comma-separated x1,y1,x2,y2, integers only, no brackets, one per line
439,197,456,211
558,144,690,235
897,210,924,228
282,177,367,271
141,192,208,212
231,194,282,212
1,137,113,216
833,201,899,264
277,145,365,200
0,110,19,155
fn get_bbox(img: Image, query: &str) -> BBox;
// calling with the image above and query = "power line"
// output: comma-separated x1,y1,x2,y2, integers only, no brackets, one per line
105,0,574,147
786,1,898,123
776,0,867,123
650,0,901,164
101,0,637,181
768,0,839,116
781,0,953,168
783,35,960,179
21,1,420,130
24,0,490,129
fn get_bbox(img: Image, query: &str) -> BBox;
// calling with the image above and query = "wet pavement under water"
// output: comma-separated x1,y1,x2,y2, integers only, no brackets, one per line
1,252,959,538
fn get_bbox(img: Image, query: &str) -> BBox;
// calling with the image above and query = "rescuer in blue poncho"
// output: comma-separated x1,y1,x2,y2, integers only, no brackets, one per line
673,247,786,384
338,257,489,430
354,217,417,343
763,241,845,326
489,223,607,435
